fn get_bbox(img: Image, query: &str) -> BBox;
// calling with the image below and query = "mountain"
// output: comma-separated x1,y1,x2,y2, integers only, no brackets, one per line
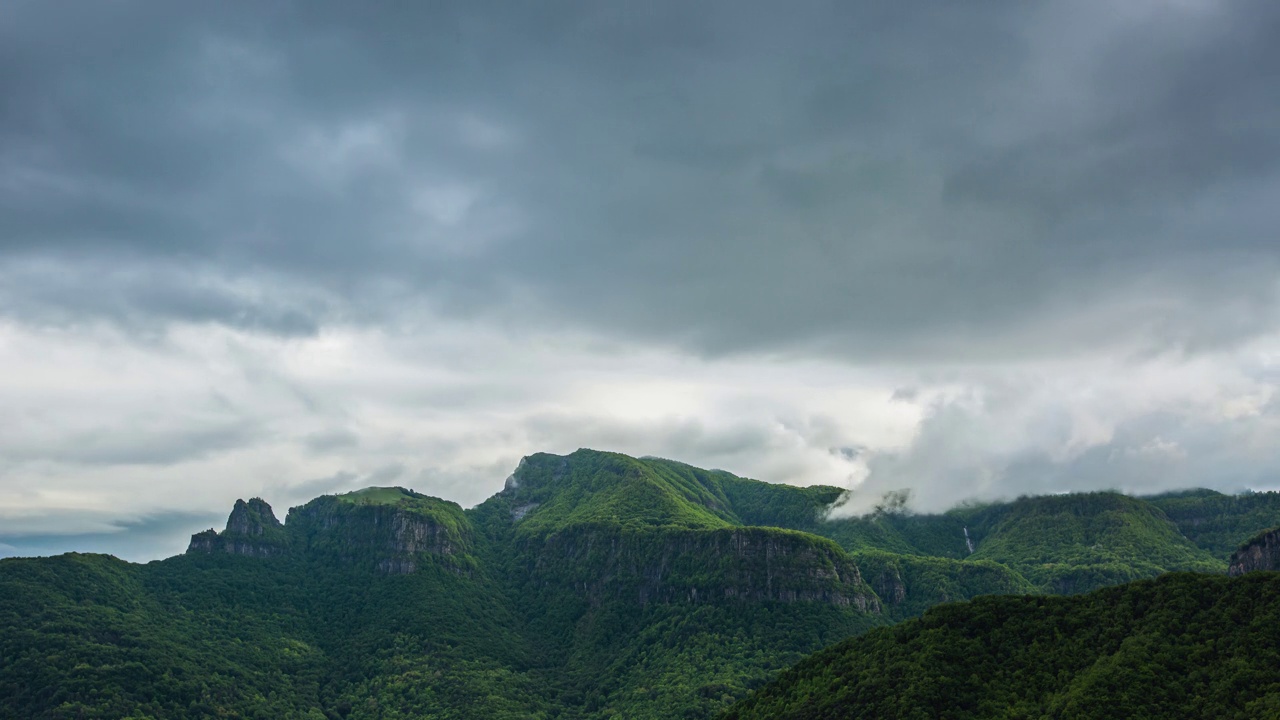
3,448,1280,719
721,572,1280,720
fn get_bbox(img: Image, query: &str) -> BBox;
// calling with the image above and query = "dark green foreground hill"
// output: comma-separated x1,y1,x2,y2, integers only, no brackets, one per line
722,572,1280,720
3,449,1280,719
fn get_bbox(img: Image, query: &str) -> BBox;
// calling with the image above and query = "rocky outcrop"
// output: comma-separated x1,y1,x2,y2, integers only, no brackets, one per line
184,490,474,575
286,496,471,575
226,498,281,536
186,498,287,558
521,526,880,611
1229,527,1280,576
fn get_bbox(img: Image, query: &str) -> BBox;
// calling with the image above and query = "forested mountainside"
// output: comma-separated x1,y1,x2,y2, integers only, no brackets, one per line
722,572,1280,720
3,448,1280,719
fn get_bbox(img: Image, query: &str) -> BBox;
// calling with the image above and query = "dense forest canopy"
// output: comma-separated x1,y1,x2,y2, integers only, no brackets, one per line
722,573,1280,720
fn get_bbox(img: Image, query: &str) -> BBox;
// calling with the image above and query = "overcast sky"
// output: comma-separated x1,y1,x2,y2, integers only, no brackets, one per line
3,0,1279,561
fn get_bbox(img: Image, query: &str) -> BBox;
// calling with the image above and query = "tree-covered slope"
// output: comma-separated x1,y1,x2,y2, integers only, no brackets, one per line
723,572,1280,720
4,449,1280,719
964,492,1223,593
0,553,328,718
1147,488,1280,558
465,449,885,718
816,490,1243,596
848,550,1036,620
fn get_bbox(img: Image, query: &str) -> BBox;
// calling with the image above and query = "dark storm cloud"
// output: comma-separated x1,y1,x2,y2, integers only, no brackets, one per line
945,4,1280,220
2,0,1277,357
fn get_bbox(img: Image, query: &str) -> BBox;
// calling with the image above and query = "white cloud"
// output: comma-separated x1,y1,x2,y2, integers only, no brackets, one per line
830,338,1280,515
5,311,1280,554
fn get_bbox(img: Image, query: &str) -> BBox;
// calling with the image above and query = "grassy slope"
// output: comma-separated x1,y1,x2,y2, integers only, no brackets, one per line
499,451,736,532
335,486,420,505
489,450,847,536
723,573,1280,720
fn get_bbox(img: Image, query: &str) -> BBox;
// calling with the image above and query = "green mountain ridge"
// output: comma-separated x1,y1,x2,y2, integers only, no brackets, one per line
4,448,1280,719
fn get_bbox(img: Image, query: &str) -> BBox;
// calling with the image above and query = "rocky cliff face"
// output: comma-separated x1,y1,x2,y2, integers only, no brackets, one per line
521,526,880,611
287,496,471,575
186,489,475,574
186,498,287,558
1228,527,1280,576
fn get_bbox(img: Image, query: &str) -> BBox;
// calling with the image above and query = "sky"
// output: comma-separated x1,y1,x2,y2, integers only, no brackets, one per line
2,0,1279,561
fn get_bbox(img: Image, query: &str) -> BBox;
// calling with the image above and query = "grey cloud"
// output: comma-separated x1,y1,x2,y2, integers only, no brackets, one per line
303,428,361,454
890,387,919,402
266,463,407,510
832,446,863,462
0,1,1275,359
944,1,1280,220
1,422,260,467
365,462,406,486
0,509,222,562
521,412,777,463
271,470,358,505
0,259,328,336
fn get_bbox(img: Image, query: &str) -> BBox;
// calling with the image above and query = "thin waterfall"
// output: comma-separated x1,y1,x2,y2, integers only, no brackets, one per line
963,527,975,554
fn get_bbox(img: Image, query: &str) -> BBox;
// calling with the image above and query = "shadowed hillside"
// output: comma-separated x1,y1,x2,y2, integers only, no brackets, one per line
723,573,1280,720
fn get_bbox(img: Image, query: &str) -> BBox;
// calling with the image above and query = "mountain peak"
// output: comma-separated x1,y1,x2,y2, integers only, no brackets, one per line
226,497,282,536
188,497,287,558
